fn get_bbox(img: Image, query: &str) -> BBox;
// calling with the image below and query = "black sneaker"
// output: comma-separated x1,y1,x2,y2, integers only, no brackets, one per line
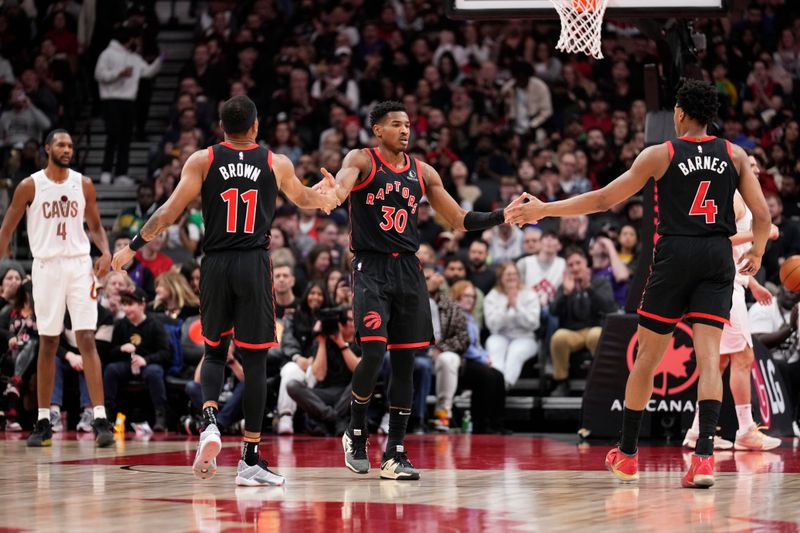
27,419,53,447
153,408,167,432
380,445,420,480
92,418,115,448
342,428,370,474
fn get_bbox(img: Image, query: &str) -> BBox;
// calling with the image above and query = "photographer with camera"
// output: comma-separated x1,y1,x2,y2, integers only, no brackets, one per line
286,306,359,436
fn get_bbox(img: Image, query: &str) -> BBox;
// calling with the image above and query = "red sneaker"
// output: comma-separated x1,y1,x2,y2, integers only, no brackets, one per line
605,447,639,482
682,454,715,489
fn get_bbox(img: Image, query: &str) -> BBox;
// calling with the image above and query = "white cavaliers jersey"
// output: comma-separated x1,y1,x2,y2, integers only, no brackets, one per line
27,169,90,260
733,204,753,288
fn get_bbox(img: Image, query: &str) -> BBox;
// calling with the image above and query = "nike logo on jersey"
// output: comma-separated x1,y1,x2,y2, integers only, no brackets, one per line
218,162,261,181
677,156,728,176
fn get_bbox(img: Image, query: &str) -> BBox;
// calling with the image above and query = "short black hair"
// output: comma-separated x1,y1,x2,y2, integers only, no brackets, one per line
45,129,70,146
470,239,489,251
369,101,406,128
221,95,257,134
675,79,719,126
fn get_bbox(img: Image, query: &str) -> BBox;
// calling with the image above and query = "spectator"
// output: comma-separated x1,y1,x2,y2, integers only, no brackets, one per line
287,306,359,436
487,224,524,264
136,234,174,280
484,262,540,388
450,280,507,434
178,42,227,103
0,86,51,151
517,231,565,306
99,270,135,320
0,264,23,311
275,281,330,435
179,261,201,298
423,265,468,433
114,183,158,236
500,62,553,139
550,248,618,397
310,55,360,113
103,287,172,431
467,239,496,295
151,270,200,322
616,224,640,268
94,26,162,184
588,236,630,308
0,281,38,431
763,193,800,284
273,263,298,321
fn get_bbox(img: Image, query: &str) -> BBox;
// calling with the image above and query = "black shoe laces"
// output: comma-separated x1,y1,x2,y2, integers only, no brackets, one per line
350,433,368,460
394,451,413,468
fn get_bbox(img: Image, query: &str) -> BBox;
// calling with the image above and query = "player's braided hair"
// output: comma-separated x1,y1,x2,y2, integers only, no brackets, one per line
369,100,406,127
675,79,719,126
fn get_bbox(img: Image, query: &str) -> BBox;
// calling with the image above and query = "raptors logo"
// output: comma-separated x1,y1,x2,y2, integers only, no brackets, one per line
363,311,382,330
626,322,699,396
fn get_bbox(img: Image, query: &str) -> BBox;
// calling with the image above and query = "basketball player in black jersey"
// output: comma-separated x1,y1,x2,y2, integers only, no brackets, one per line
507,80,771,488
320,101,511,480
112,96,338,486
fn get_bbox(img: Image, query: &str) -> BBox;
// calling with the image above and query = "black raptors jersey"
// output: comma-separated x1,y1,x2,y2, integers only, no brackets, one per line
349,148,424,253
202,142,277,253
657,136,738,237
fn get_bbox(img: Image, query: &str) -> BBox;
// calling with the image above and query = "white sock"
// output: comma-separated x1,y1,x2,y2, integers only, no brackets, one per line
93,405,107,420
690,403,700,433
38,408,50,421
735,404,755,434
50,405,60,416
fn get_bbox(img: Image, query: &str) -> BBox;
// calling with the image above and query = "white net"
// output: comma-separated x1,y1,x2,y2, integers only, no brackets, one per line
550,0,610,59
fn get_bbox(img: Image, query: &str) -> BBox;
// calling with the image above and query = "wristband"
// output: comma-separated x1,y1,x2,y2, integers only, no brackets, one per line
464,209,505,231
129,232,149,252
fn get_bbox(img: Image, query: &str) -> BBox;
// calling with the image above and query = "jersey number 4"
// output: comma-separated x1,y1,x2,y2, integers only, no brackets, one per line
221,188,258,233
689,181,717,224
56,222,67,240
379,206,408,233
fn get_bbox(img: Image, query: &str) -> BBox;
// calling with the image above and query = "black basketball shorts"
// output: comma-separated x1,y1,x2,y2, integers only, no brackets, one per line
352,251,434,349
200,248,277,349
638,234,735,335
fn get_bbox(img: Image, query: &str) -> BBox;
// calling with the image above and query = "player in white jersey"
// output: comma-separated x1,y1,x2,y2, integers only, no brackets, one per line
0,130,115,448
683,156,781,451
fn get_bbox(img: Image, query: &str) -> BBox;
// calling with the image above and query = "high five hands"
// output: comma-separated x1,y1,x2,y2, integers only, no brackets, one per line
504,192,544,226
313,169,339,214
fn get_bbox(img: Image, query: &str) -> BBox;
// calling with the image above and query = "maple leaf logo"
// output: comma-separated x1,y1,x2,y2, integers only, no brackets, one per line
626,322,700,396
654,339,693,379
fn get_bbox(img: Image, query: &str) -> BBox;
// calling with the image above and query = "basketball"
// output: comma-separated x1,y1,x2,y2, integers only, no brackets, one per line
780,256,800,292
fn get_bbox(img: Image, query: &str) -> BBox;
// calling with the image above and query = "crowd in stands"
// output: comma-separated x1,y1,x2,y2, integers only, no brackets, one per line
1,0,800,435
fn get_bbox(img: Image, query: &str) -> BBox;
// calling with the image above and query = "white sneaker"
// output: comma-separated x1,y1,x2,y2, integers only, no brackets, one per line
277,415,293,435
50,409,63,432
6,420,22,431
192,424,222,480
115,175,135,186
77,408,94,432
99,172,112,184
682,428,733,450
378,412,389,435
235,460,285,486
734,424,782,451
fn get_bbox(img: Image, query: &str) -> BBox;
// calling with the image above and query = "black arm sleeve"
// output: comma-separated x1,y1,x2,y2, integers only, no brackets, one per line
463,209,505,231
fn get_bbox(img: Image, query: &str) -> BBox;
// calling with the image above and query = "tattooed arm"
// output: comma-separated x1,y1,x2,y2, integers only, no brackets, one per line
111,150,206,271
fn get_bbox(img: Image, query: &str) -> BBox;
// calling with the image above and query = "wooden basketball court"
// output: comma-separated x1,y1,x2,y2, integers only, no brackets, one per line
1,432,798,531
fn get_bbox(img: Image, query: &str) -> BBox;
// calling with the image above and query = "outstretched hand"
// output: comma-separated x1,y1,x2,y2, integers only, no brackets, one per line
505,193,543,226
111,246,135,272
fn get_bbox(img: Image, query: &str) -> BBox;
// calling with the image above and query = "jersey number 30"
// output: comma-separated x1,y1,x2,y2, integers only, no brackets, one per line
379,206,408,232
221,188,258,233
689,181,717,224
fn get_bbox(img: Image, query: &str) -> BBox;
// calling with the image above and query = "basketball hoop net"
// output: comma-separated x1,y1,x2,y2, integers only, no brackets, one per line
550,0,610,59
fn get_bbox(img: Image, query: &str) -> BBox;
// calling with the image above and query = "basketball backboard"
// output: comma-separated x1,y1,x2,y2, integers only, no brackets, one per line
447,0,728,19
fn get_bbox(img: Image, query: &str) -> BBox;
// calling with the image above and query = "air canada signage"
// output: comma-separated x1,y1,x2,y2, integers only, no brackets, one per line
582,314,794,438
